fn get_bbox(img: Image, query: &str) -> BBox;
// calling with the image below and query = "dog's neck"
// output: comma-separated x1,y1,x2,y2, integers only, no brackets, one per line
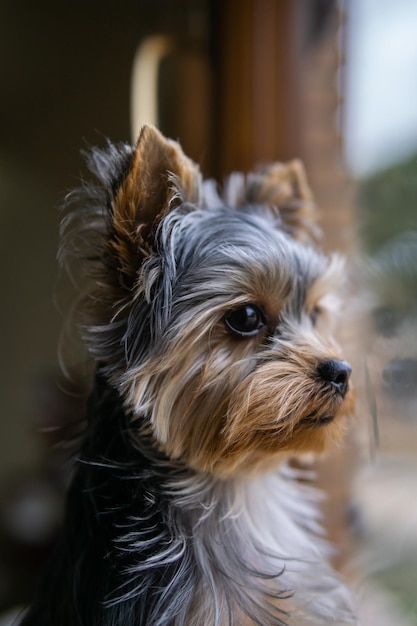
68,375,355,625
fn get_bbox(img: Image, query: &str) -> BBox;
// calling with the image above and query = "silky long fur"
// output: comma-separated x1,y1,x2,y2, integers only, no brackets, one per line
22,126,357,625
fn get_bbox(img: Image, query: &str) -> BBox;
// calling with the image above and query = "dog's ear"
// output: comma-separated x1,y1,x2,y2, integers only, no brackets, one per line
245,160,319,243
109,124,200,281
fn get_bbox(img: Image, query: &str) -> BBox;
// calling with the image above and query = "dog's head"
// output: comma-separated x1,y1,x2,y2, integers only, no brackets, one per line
63,125,354,477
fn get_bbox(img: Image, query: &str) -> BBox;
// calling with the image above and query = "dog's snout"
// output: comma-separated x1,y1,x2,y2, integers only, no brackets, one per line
317,359,351,397
382,358,417,396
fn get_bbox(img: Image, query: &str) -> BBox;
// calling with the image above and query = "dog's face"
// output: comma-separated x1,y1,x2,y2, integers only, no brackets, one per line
73,126,354,477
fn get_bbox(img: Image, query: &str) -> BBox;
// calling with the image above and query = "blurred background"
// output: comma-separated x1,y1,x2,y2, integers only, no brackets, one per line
0,0,417,623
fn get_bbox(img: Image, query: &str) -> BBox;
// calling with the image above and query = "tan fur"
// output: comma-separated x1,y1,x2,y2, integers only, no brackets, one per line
245,160,319,244
110,125,201,280
109,126,317,289
109,241,349,473
125,309,353,478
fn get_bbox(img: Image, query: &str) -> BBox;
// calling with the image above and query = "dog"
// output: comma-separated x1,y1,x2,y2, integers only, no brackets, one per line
21,125,357,625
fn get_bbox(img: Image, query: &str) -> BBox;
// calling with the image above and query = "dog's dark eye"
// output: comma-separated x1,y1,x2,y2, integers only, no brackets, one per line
225,305,265,337
372,306,401,337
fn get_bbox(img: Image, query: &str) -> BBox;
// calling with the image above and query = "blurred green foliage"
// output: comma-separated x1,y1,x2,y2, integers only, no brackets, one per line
358,155,417,253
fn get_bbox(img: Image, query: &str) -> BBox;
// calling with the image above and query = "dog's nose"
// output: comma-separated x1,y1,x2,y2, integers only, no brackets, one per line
317,359,351,398
382,358,417,396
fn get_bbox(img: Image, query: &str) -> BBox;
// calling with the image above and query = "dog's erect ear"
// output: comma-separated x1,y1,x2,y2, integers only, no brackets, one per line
109,124,201,281
245,160,319,243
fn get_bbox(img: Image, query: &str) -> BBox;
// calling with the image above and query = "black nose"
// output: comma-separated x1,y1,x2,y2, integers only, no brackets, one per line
317,359,352,398
382,358,417,397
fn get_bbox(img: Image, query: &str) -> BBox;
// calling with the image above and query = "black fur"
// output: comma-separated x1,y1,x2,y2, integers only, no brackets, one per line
21,373,290,626
21,375,189,625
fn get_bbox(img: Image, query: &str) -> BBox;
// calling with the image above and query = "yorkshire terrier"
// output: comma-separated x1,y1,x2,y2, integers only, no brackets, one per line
21,125,357,625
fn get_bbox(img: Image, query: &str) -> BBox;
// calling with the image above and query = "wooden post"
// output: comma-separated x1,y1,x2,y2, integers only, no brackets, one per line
211,0,306,178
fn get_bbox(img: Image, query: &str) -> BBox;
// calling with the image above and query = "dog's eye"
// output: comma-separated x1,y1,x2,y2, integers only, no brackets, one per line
225,305,265,337
372,306,401,337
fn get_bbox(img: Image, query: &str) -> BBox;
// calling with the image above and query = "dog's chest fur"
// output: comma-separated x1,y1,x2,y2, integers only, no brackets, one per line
33,379,353,626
